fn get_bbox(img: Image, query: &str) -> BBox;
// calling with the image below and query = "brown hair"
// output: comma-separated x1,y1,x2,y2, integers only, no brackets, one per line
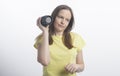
49,5,74,49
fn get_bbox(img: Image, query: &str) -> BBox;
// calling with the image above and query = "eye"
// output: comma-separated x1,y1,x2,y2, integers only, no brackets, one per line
66,19,70,22
57,15,63,19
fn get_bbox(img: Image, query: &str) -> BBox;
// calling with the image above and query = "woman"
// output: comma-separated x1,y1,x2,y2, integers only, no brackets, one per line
34,5,85,76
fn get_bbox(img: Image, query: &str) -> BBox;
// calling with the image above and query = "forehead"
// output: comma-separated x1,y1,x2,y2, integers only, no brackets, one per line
58,9,72,18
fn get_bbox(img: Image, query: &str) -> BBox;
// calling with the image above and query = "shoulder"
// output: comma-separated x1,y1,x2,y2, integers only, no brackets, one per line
70,32,86,51
70,32,82,39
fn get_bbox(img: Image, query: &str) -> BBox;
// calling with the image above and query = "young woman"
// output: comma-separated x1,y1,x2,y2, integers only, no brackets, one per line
34,5,85,76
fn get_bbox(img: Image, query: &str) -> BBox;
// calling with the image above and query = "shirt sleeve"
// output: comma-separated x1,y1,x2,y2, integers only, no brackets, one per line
72,33,86,52
34,35,43,49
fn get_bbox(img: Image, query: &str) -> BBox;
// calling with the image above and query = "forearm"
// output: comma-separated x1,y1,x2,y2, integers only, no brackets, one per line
37,31,50,66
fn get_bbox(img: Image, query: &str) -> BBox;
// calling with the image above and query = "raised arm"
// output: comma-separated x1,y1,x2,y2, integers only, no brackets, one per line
36,17,50,66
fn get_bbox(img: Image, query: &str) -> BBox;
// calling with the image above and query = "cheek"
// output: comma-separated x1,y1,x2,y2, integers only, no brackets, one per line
54,19,60,26
53,20,57,27
65,22,69,28
54,18,60,24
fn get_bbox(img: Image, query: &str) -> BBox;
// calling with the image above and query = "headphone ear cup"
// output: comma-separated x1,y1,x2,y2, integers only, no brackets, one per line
41,15,53,27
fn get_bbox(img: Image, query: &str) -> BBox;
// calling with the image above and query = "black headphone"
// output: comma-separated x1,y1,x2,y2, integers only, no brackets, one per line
40,15,53,27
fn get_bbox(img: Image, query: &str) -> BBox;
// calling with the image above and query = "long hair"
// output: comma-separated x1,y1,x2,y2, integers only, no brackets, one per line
49,5,74,49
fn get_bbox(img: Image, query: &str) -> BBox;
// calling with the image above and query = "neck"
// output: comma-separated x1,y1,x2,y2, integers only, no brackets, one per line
54,31,63,36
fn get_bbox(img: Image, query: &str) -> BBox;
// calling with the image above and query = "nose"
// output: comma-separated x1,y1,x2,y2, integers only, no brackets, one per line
61,19,65,24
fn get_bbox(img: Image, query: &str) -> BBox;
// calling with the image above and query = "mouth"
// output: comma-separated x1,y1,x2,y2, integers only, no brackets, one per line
58,24,65,28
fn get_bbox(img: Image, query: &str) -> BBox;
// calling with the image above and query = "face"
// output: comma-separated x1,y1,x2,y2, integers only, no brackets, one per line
54,9,72,34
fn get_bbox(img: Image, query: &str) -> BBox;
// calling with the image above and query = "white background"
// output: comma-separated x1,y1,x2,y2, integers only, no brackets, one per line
0,0,120,76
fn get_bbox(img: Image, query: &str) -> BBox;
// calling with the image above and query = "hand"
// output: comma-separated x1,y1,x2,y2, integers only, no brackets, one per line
65,63,80,74
36,17,49,32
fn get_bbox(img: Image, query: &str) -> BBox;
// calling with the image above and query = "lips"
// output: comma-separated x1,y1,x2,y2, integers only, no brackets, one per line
58,24,65,28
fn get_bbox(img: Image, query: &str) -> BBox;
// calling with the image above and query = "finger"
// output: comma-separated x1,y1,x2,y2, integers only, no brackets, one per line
72,68,77,73
69,67,74,73
37,17,41,26
66,64,74,72
67,64,77,73
69,64,77,73
66,63,73,68
46,25,49,28
65,64,72,70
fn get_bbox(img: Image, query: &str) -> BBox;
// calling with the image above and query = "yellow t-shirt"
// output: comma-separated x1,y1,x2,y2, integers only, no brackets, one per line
34,32,85,76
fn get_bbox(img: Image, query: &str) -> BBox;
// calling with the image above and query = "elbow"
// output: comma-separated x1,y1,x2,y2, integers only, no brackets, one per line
37,58,50,66
80,68,84,72
77,67,84,73
41,61,50,66
77,64,85,72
